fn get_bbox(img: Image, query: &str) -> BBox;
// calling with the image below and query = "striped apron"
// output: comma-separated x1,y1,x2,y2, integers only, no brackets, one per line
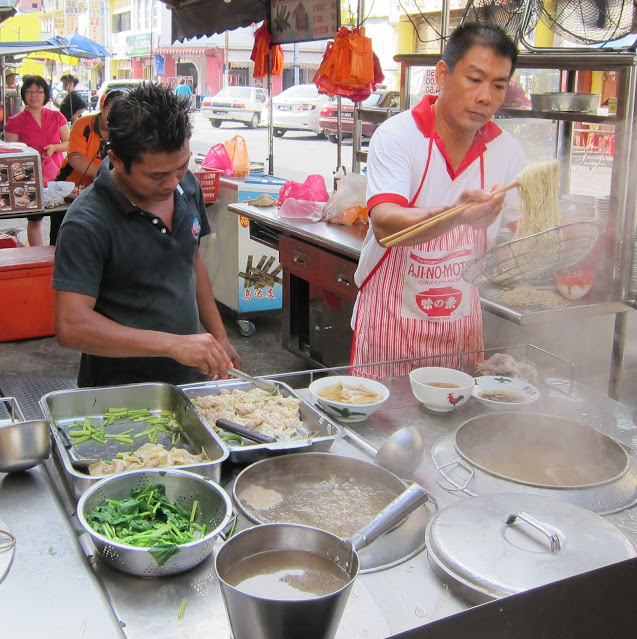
351,134,487,380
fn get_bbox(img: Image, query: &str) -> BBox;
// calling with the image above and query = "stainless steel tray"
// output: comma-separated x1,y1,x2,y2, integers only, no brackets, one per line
40,382,229,502
180,379,343,464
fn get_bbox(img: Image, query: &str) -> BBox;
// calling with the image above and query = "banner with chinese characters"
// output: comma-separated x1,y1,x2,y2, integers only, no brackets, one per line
269,0,339,44
66,0,78,35
89,0,101,44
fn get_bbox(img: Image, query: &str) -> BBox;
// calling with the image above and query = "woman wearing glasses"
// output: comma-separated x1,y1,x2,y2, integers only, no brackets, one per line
4,74,69,246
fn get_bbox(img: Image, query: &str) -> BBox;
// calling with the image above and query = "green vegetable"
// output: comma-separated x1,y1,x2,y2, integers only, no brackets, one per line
86,482,204,566
177,598,187,620
221,434,244,445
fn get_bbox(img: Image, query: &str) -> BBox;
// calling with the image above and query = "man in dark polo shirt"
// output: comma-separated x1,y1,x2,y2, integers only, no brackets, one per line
52,82,241,387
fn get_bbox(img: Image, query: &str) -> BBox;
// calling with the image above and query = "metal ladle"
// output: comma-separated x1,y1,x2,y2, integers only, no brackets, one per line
343,425,426,477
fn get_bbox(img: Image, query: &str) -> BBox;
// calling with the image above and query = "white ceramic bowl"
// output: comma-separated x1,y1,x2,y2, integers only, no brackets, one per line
472,376,540,409
308,375,389,423
409,367,475,413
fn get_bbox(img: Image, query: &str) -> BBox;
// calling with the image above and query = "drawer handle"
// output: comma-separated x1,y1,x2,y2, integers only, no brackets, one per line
337,274,351,286
293,252,306,265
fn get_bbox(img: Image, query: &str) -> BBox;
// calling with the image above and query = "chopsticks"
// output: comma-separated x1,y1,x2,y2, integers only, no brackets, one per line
378,182,519,248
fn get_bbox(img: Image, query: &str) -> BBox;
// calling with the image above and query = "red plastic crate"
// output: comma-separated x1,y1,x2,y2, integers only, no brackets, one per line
0,234,18,248
193,168,223,203
0,246,55,341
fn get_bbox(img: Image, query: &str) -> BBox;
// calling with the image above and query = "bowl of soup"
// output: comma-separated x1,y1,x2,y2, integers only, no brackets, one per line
308,376,389,423
472,375,540,410
409,367,475,413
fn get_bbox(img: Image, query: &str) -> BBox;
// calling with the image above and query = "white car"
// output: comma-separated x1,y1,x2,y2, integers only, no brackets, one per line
96,78,145,109
201,86,268,129
271,84,331,137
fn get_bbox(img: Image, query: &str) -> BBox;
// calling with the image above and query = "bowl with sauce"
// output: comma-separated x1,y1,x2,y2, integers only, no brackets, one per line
409,367,475,413
472,375,540,410
308,376,389,423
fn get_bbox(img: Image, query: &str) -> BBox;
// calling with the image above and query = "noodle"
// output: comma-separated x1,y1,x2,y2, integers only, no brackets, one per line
514,160,561,240
489,284,567,308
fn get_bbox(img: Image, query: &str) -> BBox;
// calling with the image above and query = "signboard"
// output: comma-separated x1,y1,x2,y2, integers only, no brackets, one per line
126,32,152,56
154,54,165,76
81,58,100,69
269,0,339,44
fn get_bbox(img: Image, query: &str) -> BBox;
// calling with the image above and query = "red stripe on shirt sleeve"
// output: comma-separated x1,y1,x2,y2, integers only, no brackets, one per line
367,193,409,211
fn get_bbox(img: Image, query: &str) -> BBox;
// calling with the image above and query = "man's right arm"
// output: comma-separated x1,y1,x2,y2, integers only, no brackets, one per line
55,290,232,377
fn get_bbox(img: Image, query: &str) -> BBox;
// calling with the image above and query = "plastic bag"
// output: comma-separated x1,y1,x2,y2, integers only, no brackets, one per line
278,198,324,222
323,173,368,224
224,135,250,178
201,143,234,175
279,174,329,204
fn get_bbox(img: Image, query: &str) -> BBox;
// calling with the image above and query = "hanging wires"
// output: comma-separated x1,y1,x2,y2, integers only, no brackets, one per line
396,0,447,45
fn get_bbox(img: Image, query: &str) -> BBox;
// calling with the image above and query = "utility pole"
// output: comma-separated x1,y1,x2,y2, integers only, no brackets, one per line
224,30,229,87
293,42,299,84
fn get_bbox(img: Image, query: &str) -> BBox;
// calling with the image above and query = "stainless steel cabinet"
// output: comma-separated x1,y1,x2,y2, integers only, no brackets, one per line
279,234,358,367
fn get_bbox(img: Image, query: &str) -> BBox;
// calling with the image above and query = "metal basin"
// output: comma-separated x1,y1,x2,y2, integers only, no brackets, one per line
0,419,51,473
455,412,628,488
432,413,637,515
530,92,601,113
232,452,430,573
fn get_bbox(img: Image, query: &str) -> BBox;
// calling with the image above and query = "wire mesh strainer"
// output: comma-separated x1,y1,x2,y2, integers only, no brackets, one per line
77,468,233,577
462,221,601,288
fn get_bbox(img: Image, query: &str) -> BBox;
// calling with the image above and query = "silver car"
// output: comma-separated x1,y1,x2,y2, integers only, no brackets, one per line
201,86,268,129
271,84,331,137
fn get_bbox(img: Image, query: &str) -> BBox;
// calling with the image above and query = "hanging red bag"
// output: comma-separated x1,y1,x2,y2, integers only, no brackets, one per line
201,143,234,176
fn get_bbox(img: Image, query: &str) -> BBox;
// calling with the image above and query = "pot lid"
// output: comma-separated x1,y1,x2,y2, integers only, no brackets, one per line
426,493,636,603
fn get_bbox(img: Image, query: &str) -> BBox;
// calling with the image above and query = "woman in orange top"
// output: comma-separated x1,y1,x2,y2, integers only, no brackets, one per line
50,90,123,244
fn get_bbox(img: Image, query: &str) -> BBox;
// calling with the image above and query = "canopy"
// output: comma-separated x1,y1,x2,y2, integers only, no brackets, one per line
162,0,267,40
0,40,67,60
49,34,111,59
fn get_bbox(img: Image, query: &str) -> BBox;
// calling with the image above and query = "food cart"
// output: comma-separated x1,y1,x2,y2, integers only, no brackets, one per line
4,1,637,637
2,347,637,637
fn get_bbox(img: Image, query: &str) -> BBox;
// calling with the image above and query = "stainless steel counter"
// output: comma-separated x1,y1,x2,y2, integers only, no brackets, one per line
3,359,637,637
227,203,367,259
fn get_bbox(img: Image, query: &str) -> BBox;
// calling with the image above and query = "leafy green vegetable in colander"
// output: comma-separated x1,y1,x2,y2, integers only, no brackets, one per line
86,482,206,566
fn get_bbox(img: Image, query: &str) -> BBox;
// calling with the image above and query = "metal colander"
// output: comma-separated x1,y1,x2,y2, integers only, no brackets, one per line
462,221,601,288
77,468,233,577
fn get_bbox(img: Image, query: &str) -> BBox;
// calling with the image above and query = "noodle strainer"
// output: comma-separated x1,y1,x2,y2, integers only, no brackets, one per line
462,220,601,288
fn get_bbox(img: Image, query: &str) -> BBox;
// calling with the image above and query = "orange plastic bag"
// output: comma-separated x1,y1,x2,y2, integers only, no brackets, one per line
223,135,250,178
251,20,284,78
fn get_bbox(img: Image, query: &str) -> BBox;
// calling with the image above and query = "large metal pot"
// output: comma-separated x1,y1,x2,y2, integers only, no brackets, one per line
432,412,637,514
426,493,637,604
232,452,431,572
215,484,429,639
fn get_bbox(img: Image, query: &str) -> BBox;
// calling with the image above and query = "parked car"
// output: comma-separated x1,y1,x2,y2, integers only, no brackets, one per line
270,84,331,137
96,78,145,109
319,90,401,142
201,86,268,129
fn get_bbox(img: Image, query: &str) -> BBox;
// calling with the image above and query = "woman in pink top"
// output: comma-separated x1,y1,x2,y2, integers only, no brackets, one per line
5,74,69,246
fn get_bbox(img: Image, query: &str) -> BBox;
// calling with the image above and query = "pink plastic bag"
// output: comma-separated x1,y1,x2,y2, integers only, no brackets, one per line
201,143,234,176
279,174,329,204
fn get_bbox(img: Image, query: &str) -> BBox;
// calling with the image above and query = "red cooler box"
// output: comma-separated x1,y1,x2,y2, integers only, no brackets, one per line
0,246,55,341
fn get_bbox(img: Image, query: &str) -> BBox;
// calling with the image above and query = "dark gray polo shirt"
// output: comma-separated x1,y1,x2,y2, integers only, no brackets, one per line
53,160,211,387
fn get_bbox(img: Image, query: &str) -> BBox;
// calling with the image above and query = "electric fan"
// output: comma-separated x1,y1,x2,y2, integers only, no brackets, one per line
535,0,637,45
461,0,540,43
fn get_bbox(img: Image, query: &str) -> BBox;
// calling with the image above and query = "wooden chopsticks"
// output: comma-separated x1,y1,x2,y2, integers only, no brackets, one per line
378,182,519,248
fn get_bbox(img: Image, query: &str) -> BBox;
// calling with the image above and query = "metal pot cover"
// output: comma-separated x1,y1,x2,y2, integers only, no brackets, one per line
426,493,637,605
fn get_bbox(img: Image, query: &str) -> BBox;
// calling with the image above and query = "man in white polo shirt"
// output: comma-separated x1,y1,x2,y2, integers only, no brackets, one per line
351,23,525,379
